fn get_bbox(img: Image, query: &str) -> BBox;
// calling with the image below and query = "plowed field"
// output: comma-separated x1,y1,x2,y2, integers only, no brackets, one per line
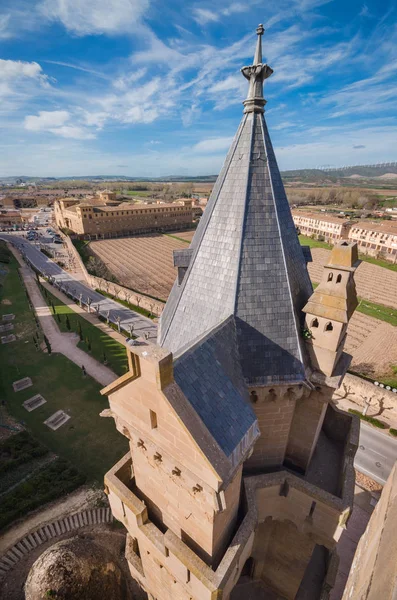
89,234,188,301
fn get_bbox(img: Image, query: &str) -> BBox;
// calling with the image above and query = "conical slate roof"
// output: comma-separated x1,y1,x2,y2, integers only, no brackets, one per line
158,26,313,386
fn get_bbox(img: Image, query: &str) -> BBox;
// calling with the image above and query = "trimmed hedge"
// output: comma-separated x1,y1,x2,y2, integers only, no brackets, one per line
389,428,397,437
348,409,387,429
0,458,86,530
0,431,48,475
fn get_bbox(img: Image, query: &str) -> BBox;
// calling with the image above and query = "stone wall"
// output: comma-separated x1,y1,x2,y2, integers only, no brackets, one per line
342,463,397,600
333,372,397,424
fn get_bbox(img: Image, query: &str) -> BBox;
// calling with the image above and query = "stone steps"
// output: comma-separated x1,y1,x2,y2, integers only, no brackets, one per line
0,507,113,579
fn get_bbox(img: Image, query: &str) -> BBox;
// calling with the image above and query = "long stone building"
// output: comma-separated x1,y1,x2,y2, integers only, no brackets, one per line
292,211,353,242
54,194,195,239
101,27,359,599
292,210,397,260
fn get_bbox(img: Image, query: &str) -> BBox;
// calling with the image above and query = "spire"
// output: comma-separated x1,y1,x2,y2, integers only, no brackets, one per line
158,28,313,387
242,24,274,114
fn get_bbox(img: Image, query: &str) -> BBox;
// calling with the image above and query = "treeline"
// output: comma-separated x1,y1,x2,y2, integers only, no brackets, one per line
287,187,380,210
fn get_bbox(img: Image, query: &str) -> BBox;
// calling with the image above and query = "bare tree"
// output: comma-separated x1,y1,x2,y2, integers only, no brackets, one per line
135,295,141,307
149,302,155,318
361,394,392,417
116,315,121,333
124,291,131,304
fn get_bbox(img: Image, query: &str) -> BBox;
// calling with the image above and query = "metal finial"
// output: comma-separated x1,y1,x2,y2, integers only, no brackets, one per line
241,25,273,113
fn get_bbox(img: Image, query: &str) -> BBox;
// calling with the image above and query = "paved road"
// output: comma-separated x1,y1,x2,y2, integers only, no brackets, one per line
1,234,158,341
355,422,397,485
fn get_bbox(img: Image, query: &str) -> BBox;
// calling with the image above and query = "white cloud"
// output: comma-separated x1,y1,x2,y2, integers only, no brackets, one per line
272,121,296,130
49,125,95,139
0,13,10,39
24,110,95,139
192,136,233,153
192,8,219,25
0,59,46,81
38,0,150,35
222,3,246,16
25,110,70,131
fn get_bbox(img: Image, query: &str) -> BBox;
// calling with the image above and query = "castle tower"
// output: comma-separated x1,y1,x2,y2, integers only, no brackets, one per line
303,242,359,377
102,26,359,600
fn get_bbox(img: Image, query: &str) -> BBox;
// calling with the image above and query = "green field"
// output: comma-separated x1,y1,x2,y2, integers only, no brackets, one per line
0,247,128,484
357,298,397,327
42,286,129,376
298,235,332,250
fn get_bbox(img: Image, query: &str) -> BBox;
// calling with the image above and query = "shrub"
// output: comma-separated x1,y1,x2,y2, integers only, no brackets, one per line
348,409,387,429
389,428,397,437
0,431,48,475
0,458,86,530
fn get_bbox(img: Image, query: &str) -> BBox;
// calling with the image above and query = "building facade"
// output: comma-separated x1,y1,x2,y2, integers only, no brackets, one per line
292,210,397,261
0,210,22,228
292,211,353,242
349,221,397,260
102,27,359,600
54,197,195,239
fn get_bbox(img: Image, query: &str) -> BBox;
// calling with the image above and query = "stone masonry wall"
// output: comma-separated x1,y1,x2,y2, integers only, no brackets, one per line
285,389,329,471
244,387,296,471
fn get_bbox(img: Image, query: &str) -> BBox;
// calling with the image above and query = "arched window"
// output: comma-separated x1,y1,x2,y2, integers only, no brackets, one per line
327,273,333,282
311,318,319,328
325,322,333,332
336,274,342,283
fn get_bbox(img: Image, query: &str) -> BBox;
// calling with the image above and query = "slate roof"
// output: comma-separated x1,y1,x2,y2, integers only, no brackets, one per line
158,27,313,387
173,317,259,463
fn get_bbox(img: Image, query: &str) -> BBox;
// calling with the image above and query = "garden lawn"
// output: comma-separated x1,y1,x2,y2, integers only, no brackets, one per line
0,250,128,483
42,287,129,377
298,235,332,250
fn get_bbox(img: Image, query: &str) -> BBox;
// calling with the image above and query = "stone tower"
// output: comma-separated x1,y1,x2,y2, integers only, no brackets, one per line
102,26,359,600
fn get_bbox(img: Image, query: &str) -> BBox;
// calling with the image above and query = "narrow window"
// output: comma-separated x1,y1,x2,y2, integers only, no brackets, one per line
311,318,319,328
327,272,333,282
336,274,342,283
325,322,333,332
150,409,158,429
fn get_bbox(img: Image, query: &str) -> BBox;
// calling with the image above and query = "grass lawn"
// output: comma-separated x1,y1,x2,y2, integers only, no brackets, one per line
163,232,191,244
0,248,128,483
298,235,332,250
357,254,397,273
356,298,397,327
72,239,91,265
42,287,129,377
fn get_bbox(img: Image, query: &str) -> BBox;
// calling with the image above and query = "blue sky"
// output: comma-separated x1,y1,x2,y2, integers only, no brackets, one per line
0,0,396,177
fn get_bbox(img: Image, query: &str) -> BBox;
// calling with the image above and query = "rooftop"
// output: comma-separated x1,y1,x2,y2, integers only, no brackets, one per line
292,210,352,225
350,220,397,235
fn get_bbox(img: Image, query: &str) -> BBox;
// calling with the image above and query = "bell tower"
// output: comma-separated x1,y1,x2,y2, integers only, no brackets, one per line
303,241,359,376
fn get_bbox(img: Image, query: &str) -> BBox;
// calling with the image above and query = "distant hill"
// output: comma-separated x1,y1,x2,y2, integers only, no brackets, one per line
1,163,396,185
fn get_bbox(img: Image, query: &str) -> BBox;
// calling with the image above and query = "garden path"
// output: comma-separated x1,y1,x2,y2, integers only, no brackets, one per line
17,257,117,388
